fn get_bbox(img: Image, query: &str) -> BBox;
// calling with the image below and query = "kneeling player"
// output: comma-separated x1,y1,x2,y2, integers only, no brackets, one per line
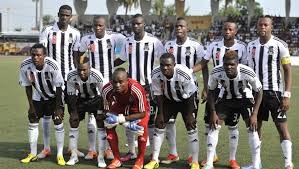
201,50,263,169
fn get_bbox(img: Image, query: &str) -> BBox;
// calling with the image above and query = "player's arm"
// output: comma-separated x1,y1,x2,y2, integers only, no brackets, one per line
207,73,219,129
201,63,209,103
25,86,36,115
192,58,209,73
281,57,292,111
72,32,82,68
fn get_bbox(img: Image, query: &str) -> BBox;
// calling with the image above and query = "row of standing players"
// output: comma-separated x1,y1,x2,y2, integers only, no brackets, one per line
19,5,293,169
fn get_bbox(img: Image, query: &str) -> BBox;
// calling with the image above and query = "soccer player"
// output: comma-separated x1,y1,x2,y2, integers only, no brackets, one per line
144,53,200,169
163,17,208,165
201,50,263,169
19,43,65,165
114,13,164,160
102,68,149,169
193,20,248,168
245,15,293,169
39,4,82,159
78,15,125,160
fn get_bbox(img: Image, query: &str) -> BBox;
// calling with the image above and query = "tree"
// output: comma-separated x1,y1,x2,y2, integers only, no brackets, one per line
119,0,139,15
43,15,54,26
151,0,189,16
218,0,263,17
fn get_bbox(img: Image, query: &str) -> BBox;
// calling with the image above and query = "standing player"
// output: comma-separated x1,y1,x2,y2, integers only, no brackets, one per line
114,14,164,159
102,68,149,169
39,5,82,159
77,15,125,160
65,55,108,167
193,20,248,169
144,53,200,169
163,17,208,165
245,15,293,169
19,44,65,165
202,50,263,169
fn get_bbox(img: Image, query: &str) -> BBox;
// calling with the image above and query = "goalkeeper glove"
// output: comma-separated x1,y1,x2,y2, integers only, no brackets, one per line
122,119,144,136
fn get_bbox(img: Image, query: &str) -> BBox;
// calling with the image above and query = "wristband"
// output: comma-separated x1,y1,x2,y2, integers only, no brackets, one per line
283,91,291,98
118,114,126,124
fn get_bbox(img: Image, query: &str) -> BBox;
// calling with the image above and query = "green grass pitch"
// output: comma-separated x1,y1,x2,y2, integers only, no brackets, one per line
0,56,297,168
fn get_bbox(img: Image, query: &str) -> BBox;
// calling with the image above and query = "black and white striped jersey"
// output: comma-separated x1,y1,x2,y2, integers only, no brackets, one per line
19,57,64,101
40,22,81,80
164,37,205,80
247,35,290,92
204,38,248,67
208,64,262,99
119,32,164,85
79,31,126,84
151,64,197,102
66,68,104,99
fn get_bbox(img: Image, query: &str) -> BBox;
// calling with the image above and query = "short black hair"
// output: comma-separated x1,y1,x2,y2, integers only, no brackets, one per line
31,43,47,55
59,5,72,13
132,13,143,20
258,15,273,24
223,50,238,63
93,15,105,22
113,67,128,78
176,17,186,21
160,53,175,64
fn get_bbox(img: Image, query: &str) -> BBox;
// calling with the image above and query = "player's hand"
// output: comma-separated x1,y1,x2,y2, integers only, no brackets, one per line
104,120,118,129
281,97,290,112
54,108,64,121
210,112,219,130
249,114,258,131
105,113,126,124
122,120,144,136
201,89,207,104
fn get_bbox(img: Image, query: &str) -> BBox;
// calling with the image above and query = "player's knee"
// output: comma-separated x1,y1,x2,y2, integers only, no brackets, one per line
155,116,166,129
28,114,39,123
69,116,80,128
53,118,63,125
185,119,197,130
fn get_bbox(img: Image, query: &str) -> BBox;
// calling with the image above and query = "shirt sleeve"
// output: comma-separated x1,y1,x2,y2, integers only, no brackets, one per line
195,43,205,63
208,73,218,90
151,77,163,96
119,40,128,61
39,28,48,47
52,68,64,87
19,67,31,87
79,36,88,52
132,85,147,112
66,77,77,96
154,38,164,59
203,43,213,61
240,45,249,65
73,31,81,52
279,42,291,65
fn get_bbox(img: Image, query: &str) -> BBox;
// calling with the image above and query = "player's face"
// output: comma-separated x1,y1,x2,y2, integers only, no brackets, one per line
223,58,238,79
112,72,128,94
223,22,237,40
77,63,90,81
58,9,72,26
160,57,175,79
175,20,188,39
31,48,45,69
93,18,106,38
131,17,145,34
257,17,272,38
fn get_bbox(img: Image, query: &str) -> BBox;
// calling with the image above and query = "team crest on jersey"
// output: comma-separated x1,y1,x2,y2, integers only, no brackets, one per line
107,41,112,49
174,81,180,90
44,72,50,80
268,46,274,55
68,34,73,43
168,47,174,54
144,43,149,51
52,35,57,44
128,44,133,54
88,43,96,52
251,47,256,58
185,47,191,56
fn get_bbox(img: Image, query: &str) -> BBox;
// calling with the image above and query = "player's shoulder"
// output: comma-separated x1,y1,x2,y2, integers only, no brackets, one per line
90,68,103,82
81,32,94,39
272,36,288,48
247,38,259,46
176,64,192,80
236,39,247,48
239,64,256,78
66,69,77,80
211,65,224,75
42,24,55,33
20,57,32,69
151,66,161,78
45,57,59,70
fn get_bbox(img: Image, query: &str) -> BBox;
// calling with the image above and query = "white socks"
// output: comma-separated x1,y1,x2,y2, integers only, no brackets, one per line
206,125,221,166
69,127,79,151
97,128,106,158
126,128,136,155
228,126,239,160
281,140,293,167
166,122,177,155
54,123,65,156
42,116,51,150
187,128,199,163
28,123,39,155
248,130,261,168
205,124,218,158
152,128,166,161
87,114,97,151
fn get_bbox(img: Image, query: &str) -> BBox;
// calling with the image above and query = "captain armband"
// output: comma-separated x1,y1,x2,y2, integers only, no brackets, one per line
281,56,291,65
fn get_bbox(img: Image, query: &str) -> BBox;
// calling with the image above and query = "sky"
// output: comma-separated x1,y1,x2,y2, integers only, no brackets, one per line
0,0,299,32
